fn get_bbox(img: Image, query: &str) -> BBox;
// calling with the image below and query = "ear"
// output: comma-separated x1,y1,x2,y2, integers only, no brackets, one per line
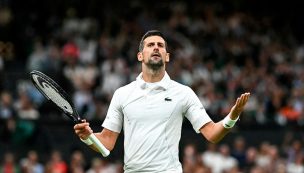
137,52,143,62
165,53,170,62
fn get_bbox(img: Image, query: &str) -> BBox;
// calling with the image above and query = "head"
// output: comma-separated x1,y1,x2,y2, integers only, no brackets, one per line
137,30,170,71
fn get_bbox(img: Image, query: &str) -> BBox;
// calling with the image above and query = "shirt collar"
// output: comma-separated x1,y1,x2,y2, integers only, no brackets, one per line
136,72,171,90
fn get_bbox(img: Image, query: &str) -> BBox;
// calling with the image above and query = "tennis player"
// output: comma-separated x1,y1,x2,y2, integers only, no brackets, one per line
74,30,250,173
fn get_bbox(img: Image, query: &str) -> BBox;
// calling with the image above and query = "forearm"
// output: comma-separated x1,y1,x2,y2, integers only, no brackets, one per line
85,129,119,153
200,113,239,143
200,121,230,143
88,132,116,152
201,92,250,143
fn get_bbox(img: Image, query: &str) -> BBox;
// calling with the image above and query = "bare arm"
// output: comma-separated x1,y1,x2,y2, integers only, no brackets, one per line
74,121,119,152
200,92,250,143
93,128,119,151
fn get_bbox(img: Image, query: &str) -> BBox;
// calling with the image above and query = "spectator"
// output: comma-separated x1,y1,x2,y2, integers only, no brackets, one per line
286,140,304,164
201,143,221,173
265,145,285,173
0,117,35,145
26,40,48,73
244,147,258,172
0,91,15,120
217,144,239,173
0,152,20,173
20,150,44,173
286,154,304,173
86,157,107,173
45,150,68,173
255,141,271,169
182,143,200,173
69,150,85,173
15,91,40,120
231,136,247,169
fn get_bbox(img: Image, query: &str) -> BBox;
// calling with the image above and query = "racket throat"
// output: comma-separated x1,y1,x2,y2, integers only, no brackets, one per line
69,113,82,124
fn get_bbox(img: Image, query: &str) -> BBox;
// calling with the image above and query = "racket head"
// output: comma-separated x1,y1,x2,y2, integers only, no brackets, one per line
30,70,81,123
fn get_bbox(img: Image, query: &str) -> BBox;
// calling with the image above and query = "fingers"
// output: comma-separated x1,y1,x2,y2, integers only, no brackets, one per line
74,121,89,130
229,92,251,119
236,92,250,107
74,121,93,139
242,92,250,105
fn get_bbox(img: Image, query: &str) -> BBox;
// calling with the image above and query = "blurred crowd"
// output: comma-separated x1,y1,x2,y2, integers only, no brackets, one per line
1,0,304,172
0,134,303,173
1,149,124,173
1,1,304,128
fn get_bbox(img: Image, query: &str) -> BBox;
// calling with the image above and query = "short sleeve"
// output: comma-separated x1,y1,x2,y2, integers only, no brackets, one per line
102,89,123,133
184,87,212,133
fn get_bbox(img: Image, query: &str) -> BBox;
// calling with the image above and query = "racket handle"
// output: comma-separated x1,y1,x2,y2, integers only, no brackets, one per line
88,133,110,157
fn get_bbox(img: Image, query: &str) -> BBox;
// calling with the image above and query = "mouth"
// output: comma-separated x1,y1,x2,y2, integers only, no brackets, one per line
151,53,161,58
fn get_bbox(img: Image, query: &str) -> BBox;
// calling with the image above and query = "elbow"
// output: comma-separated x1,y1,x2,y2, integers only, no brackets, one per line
207,137,221,144
200,121,226,144
203,128,223,144
205,134,223,144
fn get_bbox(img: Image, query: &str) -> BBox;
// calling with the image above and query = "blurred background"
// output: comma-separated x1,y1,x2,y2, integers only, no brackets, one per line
0,0,304,173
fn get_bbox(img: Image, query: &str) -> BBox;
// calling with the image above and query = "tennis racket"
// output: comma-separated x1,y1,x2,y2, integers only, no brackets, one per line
30,70,110,157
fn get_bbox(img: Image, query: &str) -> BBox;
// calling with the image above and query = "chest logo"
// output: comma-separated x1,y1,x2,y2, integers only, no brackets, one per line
164,97,172,101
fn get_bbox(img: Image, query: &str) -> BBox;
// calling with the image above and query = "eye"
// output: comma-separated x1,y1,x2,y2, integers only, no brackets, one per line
158,43,165,48
147,43,154,47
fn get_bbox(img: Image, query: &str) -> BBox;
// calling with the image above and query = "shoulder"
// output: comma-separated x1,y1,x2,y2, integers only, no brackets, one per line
113,81,137,96
168,80,198,102
169,80,193,93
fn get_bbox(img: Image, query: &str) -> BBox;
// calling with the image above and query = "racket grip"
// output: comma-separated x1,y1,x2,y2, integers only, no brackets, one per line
88,133,110,157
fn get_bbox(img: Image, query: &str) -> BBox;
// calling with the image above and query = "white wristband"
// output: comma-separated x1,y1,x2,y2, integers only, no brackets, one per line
80,137,93,145
222,116,239,129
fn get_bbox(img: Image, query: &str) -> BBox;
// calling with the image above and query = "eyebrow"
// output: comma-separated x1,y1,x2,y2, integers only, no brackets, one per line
146,42,165,46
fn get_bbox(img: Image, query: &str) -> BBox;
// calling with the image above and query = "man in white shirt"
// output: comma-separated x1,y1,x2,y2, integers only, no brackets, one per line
74,30,250,173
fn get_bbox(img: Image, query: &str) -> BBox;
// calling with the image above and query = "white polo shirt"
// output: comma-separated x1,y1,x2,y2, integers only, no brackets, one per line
102,72,212,173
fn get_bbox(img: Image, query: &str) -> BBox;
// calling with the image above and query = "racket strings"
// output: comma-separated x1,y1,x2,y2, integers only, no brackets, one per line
43,82,74,114
32,73,74,115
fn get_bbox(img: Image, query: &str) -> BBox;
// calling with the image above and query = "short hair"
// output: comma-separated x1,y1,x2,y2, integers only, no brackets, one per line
138,30,167,52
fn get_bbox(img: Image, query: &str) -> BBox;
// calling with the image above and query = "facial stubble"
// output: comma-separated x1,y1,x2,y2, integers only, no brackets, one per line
146,56,164,71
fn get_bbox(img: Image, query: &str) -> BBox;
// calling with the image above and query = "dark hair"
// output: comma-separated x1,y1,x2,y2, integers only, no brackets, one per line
138,30,167,52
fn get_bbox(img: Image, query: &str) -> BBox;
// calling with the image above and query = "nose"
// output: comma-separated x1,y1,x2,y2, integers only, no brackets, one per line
153,45,159,51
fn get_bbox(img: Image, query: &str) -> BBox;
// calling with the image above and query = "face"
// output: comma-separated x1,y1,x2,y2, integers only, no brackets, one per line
137,36,169,70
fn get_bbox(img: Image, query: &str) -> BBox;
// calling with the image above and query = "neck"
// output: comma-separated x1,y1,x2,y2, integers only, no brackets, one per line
142,65,165,83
